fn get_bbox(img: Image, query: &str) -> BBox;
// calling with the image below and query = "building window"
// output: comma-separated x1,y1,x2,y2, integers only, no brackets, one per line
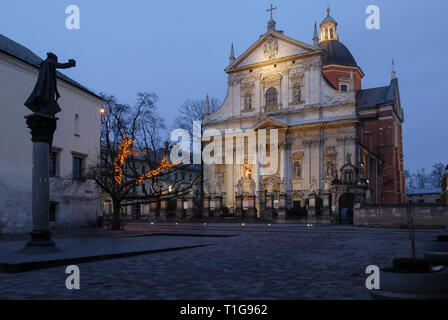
340,85,348,92
74,114,80,136
72,156,84,179
344,169,353,183
330,28,334,39
244,93,252,110
293,161,301,178
49,201,58,222
49,151,59,177
266,87,277,107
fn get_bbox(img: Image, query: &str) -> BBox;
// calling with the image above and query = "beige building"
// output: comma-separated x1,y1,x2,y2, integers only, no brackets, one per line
0,34,103,233
203,9,401,223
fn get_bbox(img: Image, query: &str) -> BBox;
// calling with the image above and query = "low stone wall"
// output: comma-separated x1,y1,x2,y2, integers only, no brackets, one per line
354,205,448,229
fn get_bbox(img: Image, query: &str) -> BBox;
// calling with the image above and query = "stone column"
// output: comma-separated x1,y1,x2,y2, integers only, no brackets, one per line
24,113,58,249
234,194,243,218
247,194,257,218
202,196,210,218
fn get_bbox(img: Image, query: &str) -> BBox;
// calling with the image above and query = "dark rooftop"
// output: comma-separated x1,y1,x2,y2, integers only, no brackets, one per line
319,40,357,67
356,78,397,109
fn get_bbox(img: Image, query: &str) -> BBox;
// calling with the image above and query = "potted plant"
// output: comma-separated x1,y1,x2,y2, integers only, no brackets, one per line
370,204,448,300
424,225,448,266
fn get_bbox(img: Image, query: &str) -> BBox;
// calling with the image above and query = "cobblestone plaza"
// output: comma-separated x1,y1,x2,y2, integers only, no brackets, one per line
0,224,439,299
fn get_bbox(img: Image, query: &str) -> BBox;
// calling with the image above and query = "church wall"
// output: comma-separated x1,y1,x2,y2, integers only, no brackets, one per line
0,53,102,233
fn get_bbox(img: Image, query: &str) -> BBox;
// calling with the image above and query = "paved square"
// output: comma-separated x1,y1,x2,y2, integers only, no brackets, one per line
0,224,440,299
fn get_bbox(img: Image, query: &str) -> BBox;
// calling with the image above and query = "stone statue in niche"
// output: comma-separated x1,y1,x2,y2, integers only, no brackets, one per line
346,153,352,164
266,179,274,193
236,178,244,196
326,161,334,178
203,181,210,196
249,180,256,195
310,176,317,192
243,163,253,180
280,177,287,193
263,35,278,60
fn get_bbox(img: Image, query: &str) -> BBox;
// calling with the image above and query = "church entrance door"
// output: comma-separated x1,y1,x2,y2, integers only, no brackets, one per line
339,193,354,224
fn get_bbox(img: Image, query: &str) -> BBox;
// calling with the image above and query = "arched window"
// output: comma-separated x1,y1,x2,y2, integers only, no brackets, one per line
266,87,277,107
293,161,301,178
244,93,252,110
293,84,301,103
325,28,329,40
340,85,348,92
74,114,80,136
330,28,334,39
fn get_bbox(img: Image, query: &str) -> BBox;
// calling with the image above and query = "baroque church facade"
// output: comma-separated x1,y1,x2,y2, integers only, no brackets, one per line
203,8,405,223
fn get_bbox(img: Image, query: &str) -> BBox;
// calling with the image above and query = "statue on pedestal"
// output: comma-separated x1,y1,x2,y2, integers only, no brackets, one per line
249,180,256,196
24,53,76,116
236,178,244,196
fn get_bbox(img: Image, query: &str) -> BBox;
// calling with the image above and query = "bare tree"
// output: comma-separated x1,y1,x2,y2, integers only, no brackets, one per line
430,163,445,188
414,169,427,189
404,169,415,191
173,97,220,136
55,93,196,230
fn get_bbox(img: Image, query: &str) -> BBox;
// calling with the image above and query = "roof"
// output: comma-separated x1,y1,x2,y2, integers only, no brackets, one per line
225,30,321,72
407,187,441,196
319,40,357,67
356,78,397,109
321,15,337,26
0,33,101,99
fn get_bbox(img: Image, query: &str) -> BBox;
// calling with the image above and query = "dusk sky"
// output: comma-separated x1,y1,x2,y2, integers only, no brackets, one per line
1,0,446,172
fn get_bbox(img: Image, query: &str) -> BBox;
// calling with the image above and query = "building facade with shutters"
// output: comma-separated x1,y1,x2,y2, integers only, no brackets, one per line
0,33,103,233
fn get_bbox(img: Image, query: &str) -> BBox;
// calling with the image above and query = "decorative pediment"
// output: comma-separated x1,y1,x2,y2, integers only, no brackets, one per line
251,118,288,130
226,31,321,72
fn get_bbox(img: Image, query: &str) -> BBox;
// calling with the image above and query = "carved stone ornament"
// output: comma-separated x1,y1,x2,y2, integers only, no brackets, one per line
263,35,278,60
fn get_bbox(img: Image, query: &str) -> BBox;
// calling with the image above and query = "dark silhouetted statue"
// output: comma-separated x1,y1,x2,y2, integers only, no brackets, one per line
24,52,76,116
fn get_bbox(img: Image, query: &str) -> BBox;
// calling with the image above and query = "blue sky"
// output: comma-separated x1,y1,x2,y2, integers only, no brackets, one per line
1,0,446,172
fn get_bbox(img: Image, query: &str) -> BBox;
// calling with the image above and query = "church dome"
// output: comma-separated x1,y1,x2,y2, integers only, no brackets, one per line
319,40,357,67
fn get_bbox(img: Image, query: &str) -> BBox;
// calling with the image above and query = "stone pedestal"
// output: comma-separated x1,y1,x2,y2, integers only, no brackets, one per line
24,113,58,250
185,197,194,219
265,193,274,218
322,192,331,217
308,192,316,217
176,197,183,220
214,196,222,217
277,193,287,222
246,195,257,218
150,201,158,221
202,196,210,218
158,199,167,222
235,195,243,218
